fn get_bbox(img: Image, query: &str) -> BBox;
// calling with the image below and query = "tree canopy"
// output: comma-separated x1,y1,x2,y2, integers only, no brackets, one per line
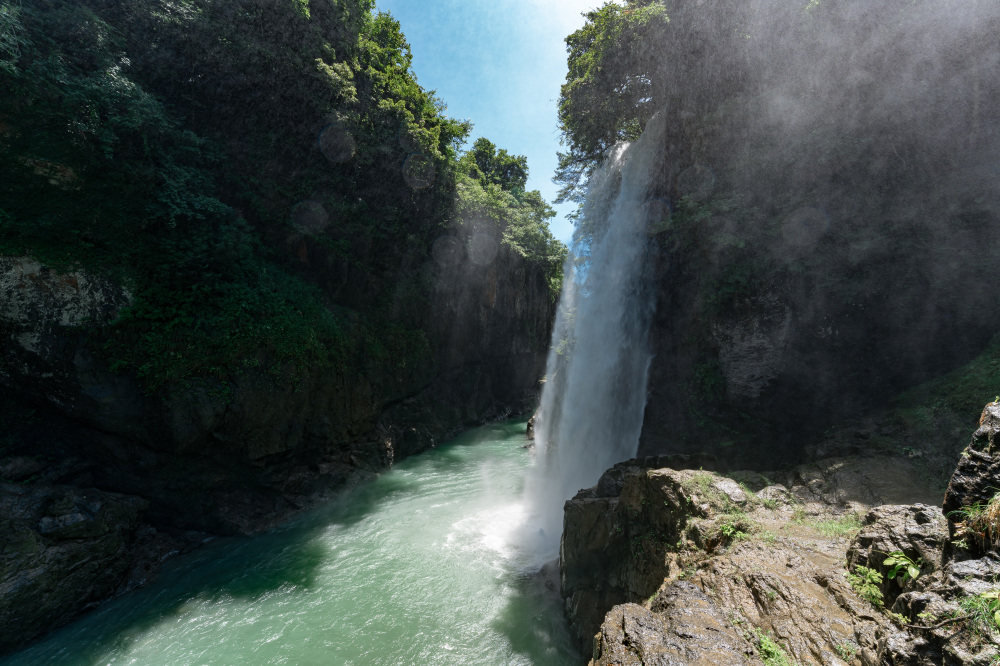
554,1,670,205
465,137,529,193
0,0,565,388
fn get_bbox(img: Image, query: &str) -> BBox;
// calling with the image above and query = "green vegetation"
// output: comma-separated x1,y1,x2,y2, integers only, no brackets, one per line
789,508,861,540
453,167,567,299
0,0,564,391
846,566,884,607
952,491,1000,551
751,627,792,666
554,0,671,205
811,514,862,540
835,641,858,662
958,590,1000,642
680,472,762,546
883,551,922,586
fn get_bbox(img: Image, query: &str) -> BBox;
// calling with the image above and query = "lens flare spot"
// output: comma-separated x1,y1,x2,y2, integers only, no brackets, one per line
318,124,356,163
291,200,329,235
431,236,463,267
676,165,716,201
403,154,435,190
468,233,499,266
781,206,830,249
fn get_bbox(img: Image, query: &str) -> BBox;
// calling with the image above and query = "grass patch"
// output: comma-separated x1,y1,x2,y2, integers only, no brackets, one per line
812,513,862,539
957,590,1000,643
952,490,1000,552
835,641,858,662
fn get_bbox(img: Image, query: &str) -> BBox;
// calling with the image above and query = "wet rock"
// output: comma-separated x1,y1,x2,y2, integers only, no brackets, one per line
574,405,1000,666
877,631,943,666
758,484,793,506
565,452,950,664
592,584,751,666
0,483,148,652
686,540,890,665
846,504,948,607
943,402,1000,555
561,463,739,648
712,477,748,506
786,457,940,509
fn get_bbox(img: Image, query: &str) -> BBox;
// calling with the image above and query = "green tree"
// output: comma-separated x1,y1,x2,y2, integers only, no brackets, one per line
554,1,670,204
466,137,529,192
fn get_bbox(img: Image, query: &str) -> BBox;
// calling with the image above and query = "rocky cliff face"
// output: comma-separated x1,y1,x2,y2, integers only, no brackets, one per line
566,403,1000,666
0,242,552,652
0,483,152,650
597,2,1000,470
637,193,1000,469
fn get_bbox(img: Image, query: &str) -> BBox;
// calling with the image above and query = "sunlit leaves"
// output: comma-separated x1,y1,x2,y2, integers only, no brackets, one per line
555,1,670,204
455,172,567,298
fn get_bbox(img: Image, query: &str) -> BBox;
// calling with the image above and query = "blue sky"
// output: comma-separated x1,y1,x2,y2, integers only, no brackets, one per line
373,0,606,245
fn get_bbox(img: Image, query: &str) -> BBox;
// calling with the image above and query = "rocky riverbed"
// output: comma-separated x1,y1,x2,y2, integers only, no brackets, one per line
562,403,1000,665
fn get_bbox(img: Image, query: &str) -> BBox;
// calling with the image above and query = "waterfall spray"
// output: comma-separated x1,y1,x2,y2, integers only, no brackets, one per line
523,112,668,555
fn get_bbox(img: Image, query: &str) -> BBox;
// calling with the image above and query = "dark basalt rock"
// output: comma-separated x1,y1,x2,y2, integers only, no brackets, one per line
846,504,949,608
943,402,1000,556
0,483,148,651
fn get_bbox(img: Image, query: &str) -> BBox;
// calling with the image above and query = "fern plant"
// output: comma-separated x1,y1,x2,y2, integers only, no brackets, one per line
846,566,884,607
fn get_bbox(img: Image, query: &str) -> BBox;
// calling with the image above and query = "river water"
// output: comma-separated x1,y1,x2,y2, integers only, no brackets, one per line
4,420,579,666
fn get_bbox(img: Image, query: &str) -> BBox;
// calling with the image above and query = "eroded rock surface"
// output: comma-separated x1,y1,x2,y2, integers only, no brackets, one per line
943,402,1000,555
0,483,157,651
593,584,750,666
846,504,949,608
574,404,1000,666
861,402,1000,665
564,454,944,664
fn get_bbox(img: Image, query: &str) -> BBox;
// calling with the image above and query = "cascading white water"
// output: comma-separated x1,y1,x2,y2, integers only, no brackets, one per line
522,113,668,555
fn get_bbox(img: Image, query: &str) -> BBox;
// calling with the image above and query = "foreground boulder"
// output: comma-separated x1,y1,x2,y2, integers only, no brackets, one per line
570,403,1000,665
859,401,1000,665
593,583,750,665
563,452,942,664
561,456,748,646
0,484,152,651
846,504,949,609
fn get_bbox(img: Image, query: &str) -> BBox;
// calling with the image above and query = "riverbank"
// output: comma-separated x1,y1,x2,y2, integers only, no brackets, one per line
565,404,1000,665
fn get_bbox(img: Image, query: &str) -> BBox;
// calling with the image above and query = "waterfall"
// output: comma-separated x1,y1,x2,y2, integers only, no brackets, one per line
523,112,667,555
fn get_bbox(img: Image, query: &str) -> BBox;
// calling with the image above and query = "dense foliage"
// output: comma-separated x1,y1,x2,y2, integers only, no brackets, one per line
554,0,670,205
0,0,564,389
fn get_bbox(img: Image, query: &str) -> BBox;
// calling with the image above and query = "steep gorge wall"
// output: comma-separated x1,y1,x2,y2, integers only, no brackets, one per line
0,242,552,532
0,0,560,651
612,0,1000,468
0,234,553,652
